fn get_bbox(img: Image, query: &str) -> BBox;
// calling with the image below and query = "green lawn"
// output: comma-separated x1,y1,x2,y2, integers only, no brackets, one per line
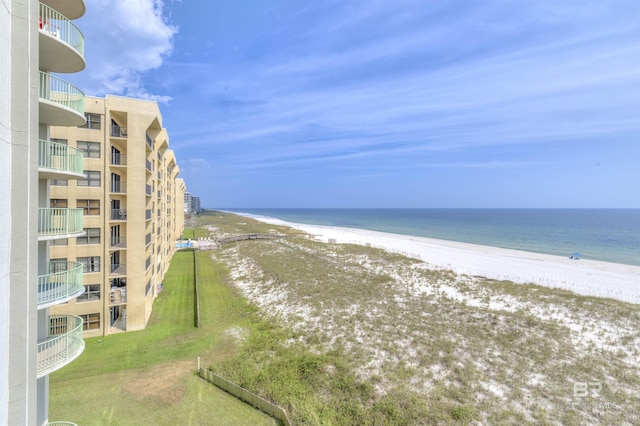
49,250,276,425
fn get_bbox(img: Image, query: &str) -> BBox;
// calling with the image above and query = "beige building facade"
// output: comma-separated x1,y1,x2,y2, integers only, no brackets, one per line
48,95,185,337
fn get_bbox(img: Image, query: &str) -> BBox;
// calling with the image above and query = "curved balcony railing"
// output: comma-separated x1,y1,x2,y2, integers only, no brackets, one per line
38,261,84,309
37,315,85,378
39,2,85,57
48,422,79,426
38,208,84,239
39,71,85,120
38,139,84,177
40,0,86,20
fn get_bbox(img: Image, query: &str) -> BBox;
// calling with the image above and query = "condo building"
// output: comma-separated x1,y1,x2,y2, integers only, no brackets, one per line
48,95,186,337
184,191,202,215
2,0,88,423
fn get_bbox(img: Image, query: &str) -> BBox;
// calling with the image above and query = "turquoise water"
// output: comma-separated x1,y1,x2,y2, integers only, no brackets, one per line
228,209,640,267
175,241,194,249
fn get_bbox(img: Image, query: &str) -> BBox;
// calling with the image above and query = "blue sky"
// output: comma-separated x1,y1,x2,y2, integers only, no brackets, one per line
70,0,640,208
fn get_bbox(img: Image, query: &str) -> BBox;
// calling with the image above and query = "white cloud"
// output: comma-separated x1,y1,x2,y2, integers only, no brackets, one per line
179,158,211,176
77,0,177,102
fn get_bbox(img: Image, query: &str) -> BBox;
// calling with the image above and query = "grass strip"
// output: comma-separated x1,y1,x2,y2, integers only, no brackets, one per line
49,250,276,425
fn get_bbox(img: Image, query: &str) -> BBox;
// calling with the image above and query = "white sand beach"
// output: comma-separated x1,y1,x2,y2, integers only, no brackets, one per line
247,215,640,305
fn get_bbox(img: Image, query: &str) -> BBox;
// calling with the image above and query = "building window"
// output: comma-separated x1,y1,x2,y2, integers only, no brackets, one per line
50,258,68,273
80,313,100,331
50,179,68,186
51,238,68,246
77,285,100,302
80,113,101,130
50,199,68,208
78,256,100,273
77,199,100,215
145,280,152,295
77,170,100,187
77,141,101,158
77,228,100,245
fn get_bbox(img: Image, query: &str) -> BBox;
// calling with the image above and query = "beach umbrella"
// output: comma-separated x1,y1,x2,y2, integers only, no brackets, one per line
570,252,582,259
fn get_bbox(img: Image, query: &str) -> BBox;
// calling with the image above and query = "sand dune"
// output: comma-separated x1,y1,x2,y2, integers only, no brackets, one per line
249,215,640,305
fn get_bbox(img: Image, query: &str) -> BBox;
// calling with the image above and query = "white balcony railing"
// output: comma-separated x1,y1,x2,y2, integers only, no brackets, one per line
38,139,84,176
38,208,84,238
39,71,85,117
38,261,84,308
39,2,85,57
37,315,85,378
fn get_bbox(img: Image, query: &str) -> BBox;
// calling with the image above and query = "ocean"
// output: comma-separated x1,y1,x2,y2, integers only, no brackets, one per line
227,209,640,267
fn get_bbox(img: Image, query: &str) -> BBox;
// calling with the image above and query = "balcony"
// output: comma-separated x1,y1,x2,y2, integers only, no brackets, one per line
48,422,79,426
37,315,85,378
39,2,85,73
39,72,85,126
38,208,84,240
110,264,127,277
110,209,127,221
110,288,127,305
110,124,128,138
110,236,127,249
37,261,84,309
109,180,127,194
38,139,84,179
40,0,86,20
110,153,127,166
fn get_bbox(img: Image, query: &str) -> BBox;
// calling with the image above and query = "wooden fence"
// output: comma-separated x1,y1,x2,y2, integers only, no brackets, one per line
198,367,292,426
215,233,285,246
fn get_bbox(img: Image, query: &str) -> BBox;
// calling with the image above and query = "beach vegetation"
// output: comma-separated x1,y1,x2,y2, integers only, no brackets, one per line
207,211,640,425
50,211,640,425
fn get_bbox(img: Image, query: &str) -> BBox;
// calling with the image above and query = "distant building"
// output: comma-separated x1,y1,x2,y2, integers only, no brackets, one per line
184,191,202,215
48,95,186,336
184,191,193,214
192,196,202,214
